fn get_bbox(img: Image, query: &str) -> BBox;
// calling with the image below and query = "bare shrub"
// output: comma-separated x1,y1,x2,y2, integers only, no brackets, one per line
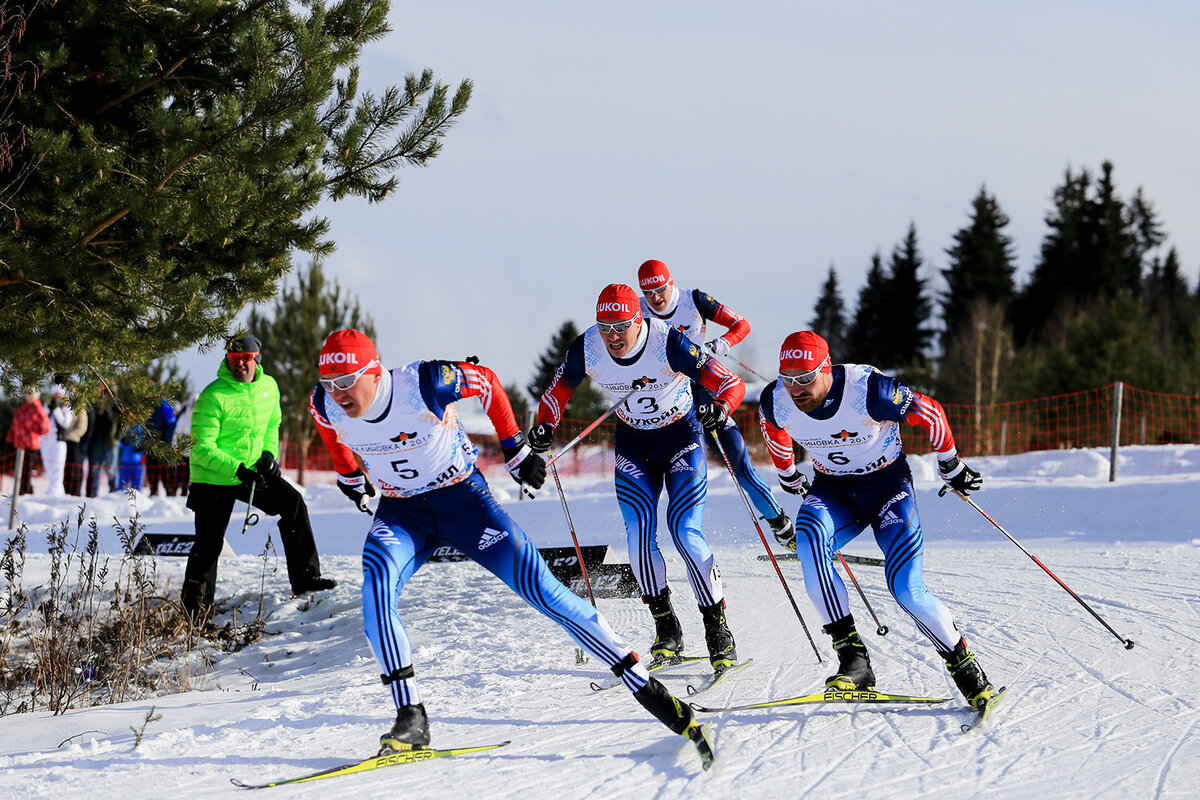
0,503,266,715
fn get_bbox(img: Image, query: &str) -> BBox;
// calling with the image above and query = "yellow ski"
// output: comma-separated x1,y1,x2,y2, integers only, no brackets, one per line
231,740,511,789
690,689,950,713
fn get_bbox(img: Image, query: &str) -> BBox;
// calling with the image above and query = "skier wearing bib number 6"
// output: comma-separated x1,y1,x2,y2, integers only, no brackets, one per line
756,330,998,710
528,284,747,673
308,329,713,762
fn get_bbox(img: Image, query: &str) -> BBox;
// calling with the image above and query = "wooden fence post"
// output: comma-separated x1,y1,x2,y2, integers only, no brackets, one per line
1109,381,1123,482
8,449,23,529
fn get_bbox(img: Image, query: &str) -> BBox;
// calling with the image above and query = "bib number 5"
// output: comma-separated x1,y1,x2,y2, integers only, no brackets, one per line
390,459,419,480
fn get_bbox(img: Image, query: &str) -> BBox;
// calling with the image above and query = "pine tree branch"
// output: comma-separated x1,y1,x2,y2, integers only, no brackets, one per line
76,208,132,249
93,56,188,116
76,96,298,250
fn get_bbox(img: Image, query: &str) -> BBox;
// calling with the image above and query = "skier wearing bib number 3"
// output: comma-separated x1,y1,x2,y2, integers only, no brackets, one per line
529,284,747,673
757,330,998,710
309,329,711,758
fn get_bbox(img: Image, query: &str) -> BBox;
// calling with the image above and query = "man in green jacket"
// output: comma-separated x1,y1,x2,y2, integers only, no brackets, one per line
182,334,335,619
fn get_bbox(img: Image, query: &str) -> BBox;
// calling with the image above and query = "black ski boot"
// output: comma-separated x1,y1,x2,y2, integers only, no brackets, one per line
181,578,213,626
616,656,710,763
379,703,430,753
941,638,996,709
633,676,697,735
767,512,795,551
824,614,876,690
644,588,684,660
293,575,337,596
698,600,737,669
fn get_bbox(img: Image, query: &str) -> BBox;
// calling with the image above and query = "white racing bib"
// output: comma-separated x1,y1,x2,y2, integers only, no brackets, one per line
582,319,694,430
641,287,706,341
321,364,477,497
769,364,903,476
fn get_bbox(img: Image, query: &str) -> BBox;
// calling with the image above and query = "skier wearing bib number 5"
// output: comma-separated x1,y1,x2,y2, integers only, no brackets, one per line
309,329,711,759
757,330,997,710
528,284,747,673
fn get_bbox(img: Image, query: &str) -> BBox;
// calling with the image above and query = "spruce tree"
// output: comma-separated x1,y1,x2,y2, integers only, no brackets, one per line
809,265,848,359
1144,247,1195,356
937,187,1018,403
845,252,890,366
246,261,375,485
1014,162,1154,345
0,0,470,399
881,223,933,374
941,186,1017,347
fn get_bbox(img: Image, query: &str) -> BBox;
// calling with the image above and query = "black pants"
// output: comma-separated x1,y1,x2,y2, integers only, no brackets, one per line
64,441,86,496
15,448,39,495
182,475,323,613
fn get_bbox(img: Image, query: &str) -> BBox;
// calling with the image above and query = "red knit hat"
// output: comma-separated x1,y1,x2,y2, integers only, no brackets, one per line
779,331,832,373
637,259,672,292
596,284,643,323
319,329,381,376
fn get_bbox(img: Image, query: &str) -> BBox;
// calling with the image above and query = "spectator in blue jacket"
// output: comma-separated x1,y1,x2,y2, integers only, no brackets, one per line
145,398,179,495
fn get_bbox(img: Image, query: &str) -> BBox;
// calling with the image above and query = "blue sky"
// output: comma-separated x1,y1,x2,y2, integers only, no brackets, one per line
177,2,1199,396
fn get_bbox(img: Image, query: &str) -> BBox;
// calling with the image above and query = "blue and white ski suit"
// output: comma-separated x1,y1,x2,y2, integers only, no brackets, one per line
537,319,745,605
311,360,652,709
759,364,964,650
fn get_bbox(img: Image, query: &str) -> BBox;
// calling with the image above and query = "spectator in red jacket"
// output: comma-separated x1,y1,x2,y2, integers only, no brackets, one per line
6,393,51,495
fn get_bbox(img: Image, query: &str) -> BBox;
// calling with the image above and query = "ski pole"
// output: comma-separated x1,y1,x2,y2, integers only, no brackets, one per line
545,379,645,469
705,346,770,383
547,459,597,665
836,551,888,636
240,481,260,535
549,460,596,608
939,485,1135,650
710,430,822,662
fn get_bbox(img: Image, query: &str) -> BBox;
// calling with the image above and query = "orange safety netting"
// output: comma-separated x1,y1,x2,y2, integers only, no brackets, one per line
2,383,1197,496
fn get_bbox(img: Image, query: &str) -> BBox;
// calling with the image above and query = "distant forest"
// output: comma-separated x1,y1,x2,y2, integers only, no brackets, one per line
808,161,1199,404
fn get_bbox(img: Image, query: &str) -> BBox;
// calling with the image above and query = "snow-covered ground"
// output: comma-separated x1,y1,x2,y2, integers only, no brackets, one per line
1,448,1198,799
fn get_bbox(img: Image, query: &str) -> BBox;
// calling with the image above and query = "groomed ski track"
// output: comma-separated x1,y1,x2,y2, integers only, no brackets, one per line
1,451,1198,799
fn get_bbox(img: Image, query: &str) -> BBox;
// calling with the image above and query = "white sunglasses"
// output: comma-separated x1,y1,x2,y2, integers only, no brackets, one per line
779,357,829,387
597,319,635,334
319,360,379,391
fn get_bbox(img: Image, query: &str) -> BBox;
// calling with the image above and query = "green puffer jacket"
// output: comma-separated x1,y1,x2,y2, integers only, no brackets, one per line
188,360,282,486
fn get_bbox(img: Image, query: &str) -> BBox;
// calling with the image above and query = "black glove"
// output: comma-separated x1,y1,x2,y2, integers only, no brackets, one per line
527,423,555,455
337,469,377,513
504,440,546,490
939,456,983,496
255,452,280,481
778,467,810,497
771,516,797,552
236,462,266,490
695,403,728,432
